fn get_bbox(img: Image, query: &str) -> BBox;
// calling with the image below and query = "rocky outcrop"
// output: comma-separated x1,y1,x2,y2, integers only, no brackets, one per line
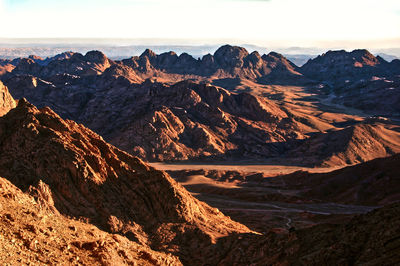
0,81,16,116
0,176,181,265
0,99,251,261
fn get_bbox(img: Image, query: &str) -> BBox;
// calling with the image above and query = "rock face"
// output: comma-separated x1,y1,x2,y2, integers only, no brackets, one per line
0,176,181,265
0,99,251,262
292,123,400,166
300,49,400,118
0,81,16,116
103,80,303,161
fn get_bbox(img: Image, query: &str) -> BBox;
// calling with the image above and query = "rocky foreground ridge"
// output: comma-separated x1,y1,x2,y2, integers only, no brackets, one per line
0,97,252,263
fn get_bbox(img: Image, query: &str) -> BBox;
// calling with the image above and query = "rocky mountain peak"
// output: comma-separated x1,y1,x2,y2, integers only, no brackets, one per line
140,49,157,58
266,51,284,59
157,51,178,67
85,50,109,64
214,45,249,68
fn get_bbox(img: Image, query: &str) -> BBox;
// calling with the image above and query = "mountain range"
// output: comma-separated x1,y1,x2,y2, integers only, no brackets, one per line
1,45,399,165
0,74,399,264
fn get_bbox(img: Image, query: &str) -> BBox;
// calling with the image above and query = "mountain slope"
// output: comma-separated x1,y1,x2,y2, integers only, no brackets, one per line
292,123,400,166
0,99,251,261
4,77,306,161
280,154,400,205
0,176,181,265
202,202,400,265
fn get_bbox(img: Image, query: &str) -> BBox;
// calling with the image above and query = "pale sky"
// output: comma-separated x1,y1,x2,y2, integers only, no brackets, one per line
0,0,399,48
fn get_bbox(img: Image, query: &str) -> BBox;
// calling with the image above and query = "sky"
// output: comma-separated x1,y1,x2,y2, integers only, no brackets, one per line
0,0,399,49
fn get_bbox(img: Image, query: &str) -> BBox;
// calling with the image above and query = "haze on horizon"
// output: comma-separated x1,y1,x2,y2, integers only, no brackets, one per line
0,0,399,51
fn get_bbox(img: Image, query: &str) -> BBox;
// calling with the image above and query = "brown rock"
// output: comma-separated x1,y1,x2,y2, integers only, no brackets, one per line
0,99,251,261
0,81,16,116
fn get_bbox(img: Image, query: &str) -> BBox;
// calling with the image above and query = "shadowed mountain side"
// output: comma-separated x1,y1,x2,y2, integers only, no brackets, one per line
279,154,400,205
330,75,400,117
201,202,400,265
0,99,251,261
301,49,399,84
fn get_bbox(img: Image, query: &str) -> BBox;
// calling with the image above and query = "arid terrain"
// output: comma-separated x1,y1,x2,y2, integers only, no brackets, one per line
0,45,399,265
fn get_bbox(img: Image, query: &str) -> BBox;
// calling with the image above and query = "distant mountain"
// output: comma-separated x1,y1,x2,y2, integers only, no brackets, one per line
121,44,307,84
2,45,400,164
377,53,399,62
300,49,400,85
284,54,316,67
12,50,114,77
